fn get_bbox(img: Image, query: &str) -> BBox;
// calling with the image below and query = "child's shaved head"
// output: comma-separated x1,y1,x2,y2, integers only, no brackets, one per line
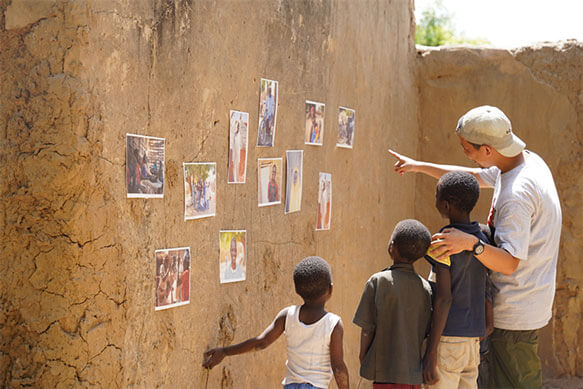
391,219,431,262
437,172,480,214
293,256,332,301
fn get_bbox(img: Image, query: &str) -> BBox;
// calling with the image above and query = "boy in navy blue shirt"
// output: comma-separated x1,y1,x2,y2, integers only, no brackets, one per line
424,172,490,388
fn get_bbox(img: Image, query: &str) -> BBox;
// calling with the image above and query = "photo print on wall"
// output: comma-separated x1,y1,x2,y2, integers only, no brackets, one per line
256,78,278,147
285,150,303,214
336,107,355,149
316,173,332,231
126,133,165,198
183,162,216,220
304,100,325,146
228,110,249,183
155,247,190,311
258,158,283,207
219,230,246,284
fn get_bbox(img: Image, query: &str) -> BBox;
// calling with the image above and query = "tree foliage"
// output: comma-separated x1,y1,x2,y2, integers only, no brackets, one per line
415,1,490,46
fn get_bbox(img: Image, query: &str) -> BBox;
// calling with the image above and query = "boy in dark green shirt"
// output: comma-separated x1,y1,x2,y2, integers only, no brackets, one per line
353,219,433,388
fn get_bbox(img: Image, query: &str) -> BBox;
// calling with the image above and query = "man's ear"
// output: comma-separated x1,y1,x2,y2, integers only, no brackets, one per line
482,145,493,156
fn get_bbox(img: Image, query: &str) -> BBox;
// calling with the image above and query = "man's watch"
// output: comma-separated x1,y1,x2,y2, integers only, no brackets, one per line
472,239,485,255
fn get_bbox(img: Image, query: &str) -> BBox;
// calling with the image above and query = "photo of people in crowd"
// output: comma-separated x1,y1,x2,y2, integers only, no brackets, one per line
336,107,355,149
304,100,325,146
155,247,190,311
256,78,278,147
285,150,303,214
316,173,332,230
228,110,249,184
183,162,216,220
219,230,246,284
258,158,282,207
126,133,165,198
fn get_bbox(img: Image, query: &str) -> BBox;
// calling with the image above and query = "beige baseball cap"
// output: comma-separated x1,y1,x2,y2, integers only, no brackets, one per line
456,106,525,157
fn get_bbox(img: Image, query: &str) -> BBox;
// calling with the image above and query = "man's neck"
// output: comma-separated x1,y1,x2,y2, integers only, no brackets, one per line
497,151,525,173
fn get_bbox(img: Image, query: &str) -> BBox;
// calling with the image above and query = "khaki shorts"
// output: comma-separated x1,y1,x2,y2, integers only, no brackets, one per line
429,336,480,389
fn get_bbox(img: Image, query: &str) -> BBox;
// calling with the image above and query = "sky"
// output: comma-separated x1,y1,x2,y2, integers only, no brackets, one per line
414,0,583,48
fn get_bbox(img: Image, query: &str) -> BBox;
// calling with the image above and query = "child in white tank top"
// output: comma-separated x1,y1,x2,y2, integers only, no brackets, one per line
203,256,349,388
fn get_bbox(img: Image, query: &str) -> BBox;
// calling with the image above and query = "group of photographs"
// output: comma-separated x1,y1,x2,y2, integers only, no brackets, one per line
126,78,352,311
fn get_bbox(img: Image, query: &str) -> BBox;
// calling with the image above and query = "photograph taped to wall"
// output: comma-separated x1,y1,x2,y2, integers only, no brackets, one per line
155,247,190,311
257,78,278,147
304,100,325,146
336,107,355,149
316,172,332,231
228,110,249,183
258,158,283,207
183,162,216,220
285,150,303,214
126,133,165,198
219,230,246,284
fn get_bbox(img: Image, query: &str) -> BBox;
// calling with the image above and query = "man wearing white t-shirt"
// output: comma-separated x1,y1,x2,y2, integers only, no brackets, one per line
389,106,561,388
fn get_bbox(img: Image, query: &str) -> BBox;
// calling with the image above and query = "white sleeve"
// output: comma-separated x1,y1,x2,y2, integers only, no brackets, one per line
478,166,500,188
493,195,534,260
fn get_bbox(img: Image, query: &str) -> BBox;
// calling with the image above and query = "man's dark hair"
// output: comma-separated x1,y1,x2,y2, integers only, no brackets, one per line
293,256,332,301
391,219,431,262
437,171,480,214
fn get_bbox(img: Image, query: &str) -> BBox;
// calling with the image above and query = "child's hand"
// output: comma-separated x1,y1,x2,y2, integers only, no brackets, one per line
202,348,225,369
422,351,439,385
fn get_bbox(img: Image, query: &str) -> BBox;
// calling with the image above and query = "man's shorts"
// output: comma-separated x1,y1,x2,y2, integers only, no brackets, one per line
488,328,542,389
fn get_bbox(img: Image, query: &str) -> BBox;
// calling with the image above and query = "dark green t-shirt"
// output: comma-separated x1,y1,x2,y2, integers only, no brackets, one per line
353,263,432,385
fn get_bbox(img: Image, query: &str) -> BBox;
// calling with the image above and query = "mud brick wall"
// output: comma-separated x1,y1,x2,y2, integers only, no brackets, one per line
415,41,583,380
1,1,419,387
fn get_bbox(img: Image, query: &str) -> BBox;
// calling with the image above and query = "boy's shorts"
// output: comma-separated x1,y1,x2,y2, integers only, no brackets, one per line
373,384,421,389
488,328,542,389
430,336,480,389
283,383,318,389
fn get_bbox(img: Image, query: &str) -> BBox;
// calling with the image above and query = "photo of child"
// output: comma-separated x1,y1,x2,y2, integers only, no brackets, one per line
336,107,355,149
316,173,332,230
258,158,283,207
126,133,165,198
256,78,278,147
285,150,303,214
155,247,190,311
219,230,246,284
228,110,249,183
183,162,216,220
304,100,325,146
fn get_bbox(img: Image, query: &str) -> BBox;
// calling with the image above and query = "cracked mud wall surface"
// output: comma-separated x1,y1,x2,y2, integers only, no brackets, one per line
1,0,418,387
415,41,583,381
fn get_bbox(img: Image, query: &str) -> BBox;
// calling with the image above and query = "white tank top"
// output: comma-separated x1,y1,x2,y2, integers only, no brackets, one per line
281,305,340,388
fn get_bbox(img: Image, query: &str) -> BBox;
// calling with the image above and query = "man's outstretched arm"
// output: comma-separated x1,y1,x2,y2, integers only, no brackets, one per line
388,149,487,186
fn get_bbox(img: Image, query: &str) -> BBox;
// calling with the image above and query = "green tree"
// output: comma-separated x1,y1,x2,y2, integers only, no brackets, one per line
415,1,490,46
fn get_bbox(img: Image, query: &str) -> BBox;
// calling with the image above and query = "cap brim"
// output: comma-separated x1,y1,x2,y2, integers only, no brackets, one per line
496,134,526,157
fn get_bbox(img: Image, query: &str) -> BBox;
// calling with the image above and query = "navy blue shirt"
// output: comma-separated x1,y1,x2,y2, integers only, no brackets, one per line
426,222,489,337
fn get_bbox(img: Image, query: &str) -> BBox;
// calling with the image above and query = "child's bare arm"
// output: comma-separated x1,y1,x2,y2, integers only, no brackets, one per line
423,265,452,385
484,298,494,338
202,308,287,369
330,319,349,389
359,328,374,363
